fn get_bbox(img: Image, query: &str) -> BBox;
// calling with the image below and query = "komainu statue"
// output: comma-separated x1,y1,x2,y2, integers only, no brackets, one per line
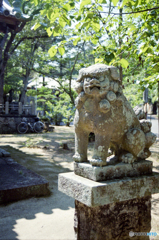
73,64,156,167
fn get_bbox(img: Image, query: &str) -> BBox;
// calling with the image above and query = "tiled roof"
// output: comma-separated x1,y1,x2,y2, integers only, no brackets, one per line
0,0,30,21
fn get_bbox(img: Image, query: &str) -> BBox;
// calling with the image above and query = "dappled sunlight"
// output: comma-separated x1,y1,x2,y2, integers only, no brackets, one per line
13,207,75,240
151,194,159,235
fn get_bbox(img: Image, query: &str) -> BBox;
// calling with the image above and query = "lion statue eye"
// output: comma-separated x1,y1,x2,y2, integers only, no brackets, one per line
85,77,91,82
99,76,105,82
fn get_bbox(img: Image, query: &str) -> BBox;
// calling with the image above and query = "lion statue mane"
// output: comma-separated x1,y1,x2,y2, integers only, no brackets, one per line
73,64,156,167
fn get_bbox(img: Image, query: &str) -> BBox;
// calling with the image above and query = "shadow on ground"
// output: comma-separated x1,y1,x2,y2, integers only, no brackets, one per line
0,145,75,240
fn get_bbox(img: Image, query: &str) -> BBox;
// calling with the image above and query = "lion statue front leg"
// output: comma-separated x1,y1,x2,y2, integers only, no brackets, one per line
89,134,111,167
73,130,89,163
73,131,111,167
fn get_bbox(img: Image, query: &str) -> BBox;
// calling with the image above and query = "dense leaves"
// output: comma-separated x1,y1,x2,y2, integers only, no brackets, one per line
31,0,159,91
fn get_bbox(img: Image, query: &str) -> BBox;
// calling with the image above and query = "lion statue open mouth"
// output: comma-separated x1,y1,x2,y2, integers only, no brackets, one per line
73,64,156,167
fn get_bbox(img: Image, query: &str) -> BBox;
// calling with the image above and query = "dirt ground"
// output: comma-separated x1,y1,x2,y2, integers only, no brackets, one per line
0,126,159,240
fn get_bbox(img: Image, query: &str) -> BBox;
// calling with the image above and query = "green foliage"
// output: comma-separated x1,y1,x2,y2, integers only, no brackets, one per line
57,92,75,126
48,46,57,57
47,105,63,126
28,84,76,126
41,116,51,123
27,86,53,114
32,0,159,97
123,82,143,108
4,58,24,96
3,0,159,110
47,91,76,126
23,138,43,148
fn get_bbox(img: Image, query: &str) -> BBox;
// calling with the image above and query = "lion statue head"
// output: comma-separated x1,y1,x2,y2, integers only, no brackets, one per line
75,64,122,112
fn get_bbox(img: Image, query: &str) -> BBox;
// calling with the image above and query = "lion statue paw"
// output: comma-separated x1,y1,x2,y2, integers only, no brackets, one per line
120,153,136,164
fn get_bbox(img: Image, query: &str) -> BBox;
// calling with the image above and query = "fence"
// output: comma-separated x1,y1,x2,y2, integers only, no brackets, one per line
0,101,36,115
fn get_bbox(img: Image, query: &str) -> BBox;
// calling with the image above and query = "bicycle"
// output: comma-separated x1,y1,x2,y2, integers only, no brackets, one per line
17,117,44,134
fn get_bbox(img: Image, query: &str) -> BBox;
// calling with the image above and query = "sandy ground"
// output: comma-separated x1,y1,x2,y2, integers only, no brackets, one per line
0,126,159,240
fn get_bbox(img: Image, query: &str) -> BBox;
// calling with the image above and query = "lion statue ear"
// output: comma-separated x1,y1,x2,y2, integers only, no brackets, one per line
75,82,84,94
77,68,86,82
108,66,120,82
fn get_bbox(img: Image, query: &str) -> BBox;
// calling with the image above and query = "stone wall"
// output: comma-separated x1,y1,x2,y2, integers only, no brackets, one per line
0,116,36,134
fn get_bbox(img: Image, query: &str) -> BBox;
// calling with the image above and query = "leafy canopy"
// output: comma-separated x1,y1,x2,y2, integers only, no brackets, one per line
31,0,159,91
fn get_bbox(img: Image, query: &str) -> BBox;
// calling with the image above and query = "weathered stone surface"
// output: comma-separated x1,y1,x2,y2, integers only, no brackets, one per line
0,157,50,204
74,160,152,181
74,196,151,240
58,172,159,207
0,148,11,157
133,105,146,120
73,64,156,167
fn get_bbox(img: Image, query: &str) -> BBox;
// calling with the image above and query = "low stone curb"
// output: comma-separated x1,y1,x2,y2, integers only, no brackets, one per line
0,157,50,204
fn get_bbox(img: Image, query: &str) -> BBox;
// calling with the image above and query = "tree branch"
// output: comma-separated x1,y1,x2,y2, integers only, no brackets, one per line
69,53,79,84
32,68,66,85
0,28,9,69
0,28,9,51
3,31,16,65
32,68,73,99
101,6,159,15
16,22,26,33
10,34,49,55
68,53,79,104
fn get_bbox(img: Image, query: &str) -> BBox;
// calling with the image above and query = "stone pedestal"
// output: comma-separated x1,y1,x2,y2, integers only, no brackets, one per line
58,160,159,240
74,197,151,240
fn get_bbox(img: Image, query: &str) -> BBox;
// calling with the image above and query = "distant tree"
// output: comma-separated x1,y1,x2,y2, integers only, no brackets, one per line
0,0,41,104
32,38,95,105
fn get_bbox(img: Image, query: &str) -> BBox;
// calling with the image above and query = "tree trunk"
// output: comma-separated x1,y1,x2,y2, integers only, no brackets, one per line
43,76,46,116
119,3,123,84
20,75,29,104
20,41,38,105
0,22,25,105
43,75,45,86
158,81,159,138
0,71,4,104
60,57,63,76
0,29,9,105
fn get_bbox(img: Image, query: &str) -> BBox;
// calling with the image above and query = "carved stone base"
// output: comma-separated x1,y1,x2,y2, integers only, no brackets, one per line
74,196,151,240
74,160,152,181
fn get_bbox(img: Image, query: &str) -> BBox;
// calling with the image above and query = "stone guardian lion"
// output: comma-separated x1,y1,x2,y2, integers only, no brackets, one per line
73,64,156,167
